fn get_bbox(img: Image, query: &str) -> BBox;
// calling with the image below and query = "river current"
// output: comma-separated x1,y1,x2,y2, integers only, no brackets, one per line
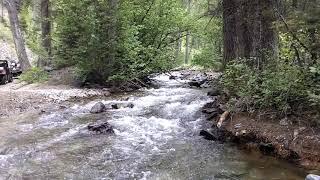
0,73,306,179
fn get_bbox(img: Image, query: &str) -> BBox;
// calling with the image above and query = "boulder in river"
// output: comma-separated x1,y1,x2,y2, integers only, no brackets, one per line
88,121,114,134
127,103,134,108
206,112,219,121
90,102,106,114
200,129,217,141
111,104,120,109
188,79,207,88
169,75,177,80
306,174,320,180
111,103,134,109
202,107,219,114
207,88,221,97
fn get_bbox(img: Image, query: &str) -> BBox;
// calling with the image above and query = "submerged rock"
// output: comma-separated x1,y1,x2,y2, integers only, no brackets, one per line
111,104,120,109
306,174,320,180
90,102,106,114
200,128,227,141
188,79,207,88
202,108,219,114
206,112,219,121
169,75,177,80
200,129,217,141
88,122,114,134
207,88,220,97
127,103,134,108
111,103,134,109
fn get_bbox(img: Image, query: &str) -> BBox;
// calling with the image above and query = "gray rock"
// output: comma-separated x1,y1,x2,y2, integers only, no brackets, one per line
207,88,220,97
202,108,218,114
169,75,177,80
200,129,217,141
127,103,134,108
112,103,134,109
111,104,120,109
280,118,290,126
306,174,320,180
90,102,106,113
44,66,54,72
88,121,114,134
206,112,219,121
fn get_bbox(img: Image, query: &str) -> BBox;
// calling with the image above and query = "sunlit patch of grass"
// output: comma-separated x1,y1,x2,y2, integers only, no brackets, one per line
0,20,13,43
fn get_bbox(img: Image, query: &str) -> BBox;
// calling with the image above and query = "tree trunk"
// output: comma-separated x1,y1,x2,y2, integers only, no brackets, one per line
38,0,51,67
222,0,237,67
4,0,31,71
1,0,4,21
174,32,182,61
223,0,278,69
184,0,191,64
105,0,119,75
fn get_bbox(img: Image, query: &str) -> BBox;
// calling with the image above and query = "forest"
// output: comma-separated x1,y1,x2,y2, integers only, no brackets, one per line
0,0,320,179
1,0,319,114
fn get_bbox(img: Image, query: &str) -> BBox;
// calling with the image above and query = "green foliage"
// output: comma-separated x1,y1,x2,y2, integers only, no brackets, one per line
20,1,48,62
20,67,49,83
192,47,222,70
0,21,13,42
54,0,189,83
222,1,320,114
222,59,317,113
190,14,223,69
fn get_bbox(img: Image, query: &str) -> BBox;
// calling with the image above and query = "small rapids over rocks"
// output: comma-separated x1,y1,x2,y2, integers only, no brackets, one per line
0,72,306,179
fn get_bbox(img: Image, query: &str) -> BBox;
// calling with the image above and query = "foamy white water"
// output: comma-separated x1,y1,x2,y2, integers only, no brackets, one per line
0,73,305,179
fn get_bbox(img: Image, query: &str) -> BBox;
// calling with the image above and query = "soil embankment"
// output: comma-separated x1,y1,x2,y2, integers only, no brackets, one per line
203,95,320,171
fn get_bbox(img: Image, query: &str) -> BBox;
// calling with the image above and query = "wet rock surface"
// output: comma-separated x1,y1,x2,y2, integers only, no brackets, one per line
87,121,114,134
90,102,106,113
0,71,307,179
111,103,134,109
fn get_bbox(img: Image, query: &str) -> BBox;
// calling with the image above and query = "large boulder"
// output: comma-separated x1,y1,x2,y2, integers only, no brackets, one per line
111,103,134,109
88,121,114,134
200,128,228,141
188,79,207,88
306,174,320,180
207,88,221,97
90,102,106,114
200,129,217,141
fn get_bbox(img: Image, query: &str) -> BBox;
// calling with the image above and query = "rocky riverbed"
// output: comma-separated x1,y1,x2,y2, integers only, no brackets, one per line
0,71,310,179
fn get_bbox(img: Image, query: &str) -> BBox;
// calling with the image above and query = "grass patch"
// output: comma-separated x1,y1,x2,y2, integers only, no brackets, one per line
0,20,13,43
20,67,49,84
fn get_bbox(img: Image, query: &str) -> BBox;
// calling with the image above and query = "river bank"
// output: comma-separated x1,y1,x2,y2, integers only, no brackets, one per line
203,92,320,172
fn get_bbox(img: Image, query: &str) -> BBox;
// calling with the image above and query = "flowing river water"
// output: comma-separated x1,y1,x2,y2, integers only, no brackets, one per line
0,73,307,179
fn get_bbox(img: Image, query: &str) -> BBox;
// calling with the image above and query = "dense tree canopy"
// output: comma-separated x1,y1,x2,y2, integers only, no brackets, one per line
2,0,319,113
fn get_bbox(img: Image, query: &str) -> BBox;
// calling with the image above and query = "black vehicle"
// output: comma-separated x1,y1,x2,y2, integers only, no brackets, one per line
10,61,23,76
0,60,13,85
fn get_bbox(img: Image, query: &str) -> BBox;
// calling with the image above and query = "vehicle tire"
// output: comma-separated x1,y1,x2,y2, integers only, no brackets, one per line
8,74,13,83
0,76,6,85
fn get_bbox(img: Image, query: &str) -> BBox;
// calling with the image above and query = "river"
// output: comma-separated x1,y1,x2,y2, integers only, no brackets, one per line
0,72,306,179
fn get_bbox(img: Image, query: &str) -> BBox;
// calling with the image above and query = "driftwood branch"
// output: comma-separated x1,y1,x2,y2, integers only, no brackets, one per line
217,111,230,128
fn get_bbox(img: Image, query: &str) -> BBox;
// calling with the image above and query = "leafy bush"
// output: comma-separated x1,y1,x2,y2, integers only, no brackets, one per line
54,0,188,83
192,47,223,70
20,67,49,84
222,59,314,113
